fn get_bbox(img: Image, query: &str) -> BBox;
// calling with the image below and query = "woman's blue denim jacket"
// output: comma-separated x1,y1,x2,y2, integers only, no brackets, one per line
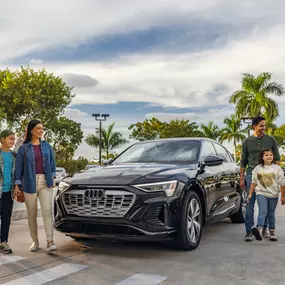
14,141,56,194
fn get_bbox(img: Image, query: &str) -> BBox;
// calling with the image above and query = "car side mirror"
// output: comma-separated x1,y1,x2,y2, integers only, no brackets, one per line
203,155,224,167
102,159,112,165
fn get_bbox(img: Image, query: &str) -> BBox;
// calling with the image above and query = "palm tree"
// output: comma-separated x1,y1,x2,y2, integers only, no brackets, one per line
220,115,247,160
200,121,220,140
229,72,284,123
85,123,128,160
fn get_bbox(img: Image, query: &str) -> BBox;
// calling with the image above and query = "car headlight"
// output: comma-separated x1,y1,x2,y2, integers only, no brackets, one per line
133,180,180,197
58,181,71,192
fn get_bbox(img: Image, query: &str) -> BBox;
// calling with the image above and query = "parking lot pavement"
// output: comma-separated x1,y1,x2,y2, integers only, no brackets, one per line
3,202,285,284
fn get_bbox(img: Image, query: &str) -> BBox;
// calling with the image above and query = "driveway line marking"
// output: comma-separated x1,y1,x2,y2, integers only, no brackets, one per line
0,255,25,265
115,273,167,285
1,263,88,285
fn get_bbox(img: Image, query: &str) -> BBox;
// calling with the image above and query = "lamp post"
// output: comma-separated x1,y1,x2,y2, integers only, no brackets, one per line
242,117,252,137
92,113,110,164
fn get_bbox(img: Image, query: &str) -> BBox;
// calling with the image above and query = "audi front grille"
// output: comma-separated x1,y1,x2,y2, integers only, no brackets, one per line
62,189,136,218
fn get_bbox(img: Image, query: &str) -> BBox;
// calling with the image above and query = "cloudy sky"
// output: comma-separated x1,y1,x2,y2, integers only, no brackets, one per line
1,0,285,159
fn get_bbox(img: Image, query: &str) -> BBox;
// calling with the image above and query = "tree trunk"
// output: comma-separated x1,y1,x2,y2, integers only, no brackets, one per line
234,139,237,161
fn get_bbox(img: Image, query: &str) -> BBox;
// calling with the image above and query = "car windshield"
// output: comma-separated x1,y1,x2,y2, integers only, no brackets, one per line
113,140,200,164
56,168,63,172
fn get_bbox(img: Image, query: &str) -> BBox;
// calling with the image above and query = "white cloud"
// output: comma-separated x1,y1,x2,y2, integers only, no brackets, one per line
30,24,285,113
29,59,42,65
146,108,234,125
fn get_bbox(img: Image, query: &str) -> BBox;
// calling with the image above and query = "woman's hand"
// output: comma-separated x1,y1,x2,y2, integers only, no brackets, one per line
14,185,22,197
281,196,285,205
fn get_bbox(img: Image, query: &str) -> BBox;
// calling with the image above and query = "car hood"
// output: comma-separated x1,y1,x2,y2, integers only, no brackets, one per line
67,163,197,185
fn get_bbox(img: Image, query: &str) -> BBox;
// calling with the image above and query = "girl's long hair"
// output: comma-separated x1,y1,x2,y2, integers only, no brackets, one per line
258,148,275,166
23,119,42,143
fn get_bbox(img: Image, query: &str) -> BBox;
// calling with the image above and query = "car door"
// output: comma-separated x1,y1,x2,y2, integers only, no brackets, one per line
197,140,224,218
211,143,239,217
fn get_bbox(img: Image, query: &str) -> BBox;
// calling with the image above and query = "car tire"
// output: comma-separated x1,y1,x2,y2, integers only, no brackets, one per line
229,194,246,224
174,191,203,251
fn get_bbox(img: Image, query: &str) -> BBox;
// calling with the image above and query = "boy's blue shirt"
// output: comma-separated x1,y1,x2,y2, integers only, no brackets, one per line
0,149,16,198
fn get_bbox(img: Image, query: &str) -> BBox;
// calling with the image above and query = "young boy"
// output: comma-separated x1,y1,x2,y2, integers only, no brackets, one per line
0,129,16,254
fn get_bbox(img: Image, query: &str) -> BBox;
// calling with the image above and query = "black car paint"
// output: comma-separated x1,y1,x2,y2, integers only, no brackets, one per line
53,138,243,241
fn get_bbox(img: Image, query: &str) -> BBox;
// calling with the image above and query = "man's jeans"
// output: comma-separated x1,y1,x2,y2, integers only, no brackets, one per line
245,173,268,233
256,195,278,229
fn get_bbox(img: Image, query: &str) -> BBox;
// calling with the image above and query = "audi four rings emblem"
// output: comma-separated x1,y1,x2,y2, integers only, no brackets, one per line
84,189,105,199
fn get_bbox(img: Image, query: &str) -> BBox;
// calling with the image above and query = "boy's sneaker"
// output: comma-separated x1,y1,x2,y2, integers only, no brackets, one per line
47,240,57,252
244,233,253,242
269,230,278,241
1,242,12,254
252,227,262,241
30,239,39,252
262,228,269,238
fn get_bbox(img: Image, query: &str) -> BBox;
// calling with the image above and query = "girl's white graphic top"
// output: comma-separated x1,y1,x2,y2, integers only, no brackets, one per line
252,164,285,198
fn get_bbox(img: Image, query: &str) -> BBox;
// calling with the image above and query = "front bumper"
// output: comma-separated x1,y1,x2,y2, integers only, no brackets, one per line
53,185,181,241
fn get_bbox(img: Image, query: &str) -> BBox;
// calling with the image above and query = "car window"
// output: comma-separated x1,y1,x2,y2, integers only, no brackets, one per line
200,141,217,161
213,143,230,162
113,140,200,164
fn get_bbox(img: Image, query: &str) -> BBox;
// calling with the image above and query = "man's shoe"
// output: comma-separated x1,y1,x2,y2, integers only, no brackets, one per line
1,242,12,254
252,227,262,241
30,239,39,252
47,240,57,252
262,228,269,238
244,233,253,242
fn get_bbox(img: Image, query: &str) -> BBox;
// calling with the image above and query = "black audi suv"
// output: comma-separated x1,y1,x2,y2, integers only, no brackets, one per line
54,138,245,250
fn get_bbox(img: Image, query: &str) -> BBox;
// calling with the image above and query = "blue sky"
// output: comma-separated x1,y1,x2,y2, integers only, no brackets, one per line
1,0,285,158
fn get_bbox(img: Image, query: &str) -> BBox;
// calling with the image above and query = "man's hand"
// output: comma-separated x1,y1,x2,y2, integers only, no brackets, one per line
247,194,252,203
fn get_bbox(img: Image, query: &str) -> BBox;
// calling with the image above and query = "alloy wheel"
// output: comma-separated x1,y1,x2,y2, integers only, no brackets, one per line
187,198,202,243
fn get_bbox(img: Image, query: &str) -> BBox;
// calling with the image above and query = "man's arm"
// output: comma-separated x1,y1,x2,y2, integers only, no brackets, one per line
272,136,281,165
240,139,248,189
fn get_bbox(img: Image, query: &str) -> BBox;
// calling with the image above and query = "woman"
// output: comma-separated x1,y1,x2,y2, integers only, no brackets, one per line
247,148,285,241
14,120,57,252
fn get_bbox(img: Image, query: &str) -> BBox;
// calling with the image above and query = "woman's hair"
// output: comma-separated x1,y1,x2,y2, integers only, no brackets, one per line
258,148,275,166
23,119,42,143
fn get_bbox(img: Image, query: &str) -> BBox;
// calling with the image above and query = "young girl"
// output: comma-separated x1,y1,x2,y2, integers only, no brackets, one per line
247,148,285,241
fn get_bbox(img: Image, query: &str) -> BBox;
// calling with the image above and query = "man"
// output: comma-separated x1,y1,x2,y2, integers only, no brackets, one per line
0,129,16,253
240,116,280,242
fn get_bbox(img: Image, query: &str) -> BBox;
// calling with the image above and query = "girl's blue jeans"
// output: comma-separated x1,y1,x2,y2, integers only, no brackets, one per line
256,194,278,229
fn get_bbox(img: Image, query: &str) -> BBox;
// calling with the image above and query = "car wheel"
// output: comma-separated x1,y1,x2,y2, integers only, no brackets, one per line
174,191,203,251
230,192,246,224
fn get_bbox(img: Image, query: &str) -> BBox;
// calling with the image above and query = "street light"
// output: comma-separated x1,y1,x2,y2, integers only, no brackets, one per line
92,113,110,164
242,117,252,137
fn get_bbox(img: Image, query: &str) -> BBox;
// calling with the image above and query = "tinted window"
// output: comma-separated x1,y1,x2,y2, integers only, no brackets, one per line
214,143,230,162
200,141,217,161
113,140,200,164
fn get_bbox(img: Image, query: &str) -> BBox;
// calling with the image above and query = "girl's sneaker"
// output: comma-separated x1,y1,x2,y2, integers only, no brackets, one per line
269,230,278,241
1,242,12,254
252,227,262,241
